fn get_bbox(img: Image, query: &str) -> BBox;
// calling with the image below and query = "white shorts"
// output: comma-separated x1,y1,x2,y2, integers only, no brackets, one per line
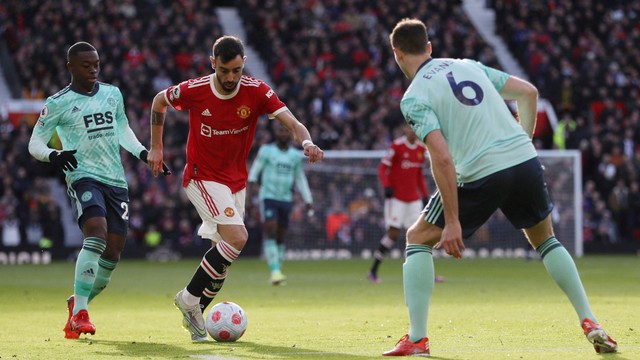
384,198,423,230
184,180,246,242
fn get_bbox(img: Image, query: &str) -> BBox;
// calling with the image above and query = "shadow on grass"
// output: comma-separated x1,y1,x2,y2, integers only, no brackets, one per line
81,338,377,359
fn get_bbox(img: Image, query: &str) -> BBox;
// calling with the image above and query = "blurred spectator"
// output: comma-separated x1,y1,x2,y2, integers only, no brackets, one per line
3,0,223,255
493,0,639,245
553,112,576,150
326,208,351,244
144,225,162,248
3,0,640,252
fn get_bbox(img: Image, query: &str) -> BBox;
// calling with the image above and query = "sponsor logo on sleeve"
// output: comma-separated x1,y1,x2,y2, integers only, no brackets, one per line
40,105,49,119
169,86,181,101
265,89,274,98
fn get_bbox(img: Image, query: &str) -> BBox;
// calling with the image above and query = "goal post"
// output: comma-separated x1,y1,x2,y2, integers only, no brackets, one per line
283,149,583,259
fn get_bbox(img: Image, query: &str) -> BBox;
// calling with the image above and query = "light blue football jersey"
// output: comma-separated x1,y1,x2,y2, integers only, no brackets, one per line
248,143,312,203
401,58,537,183
29,83,146,189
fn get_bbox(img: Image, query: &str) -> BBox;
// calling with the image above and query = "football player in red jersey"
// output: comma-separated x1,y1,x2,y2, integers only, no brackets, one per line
368,124,440,284
146,35,323,341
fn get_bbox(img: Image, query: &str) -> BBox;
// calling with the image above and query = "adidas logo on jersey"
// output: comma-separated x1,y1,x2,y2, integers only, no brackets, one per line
72,106,81,113
201,109,212,116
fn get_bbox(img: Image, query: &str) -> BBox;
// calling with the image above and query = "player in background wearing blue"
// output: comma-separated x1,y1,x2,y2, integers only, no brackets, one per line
28,42,169,339
383,19,617,356
248,122,314,285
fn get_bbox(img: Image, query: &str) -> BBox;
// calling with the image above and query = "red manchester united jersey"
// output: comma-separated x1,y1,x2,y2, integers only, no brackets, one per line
165,74,287,192
378,136,429,202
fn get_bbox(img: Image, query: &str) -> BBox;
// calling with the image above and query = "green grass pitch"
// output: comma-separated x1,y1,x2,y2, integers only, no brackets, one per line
1,256,638,359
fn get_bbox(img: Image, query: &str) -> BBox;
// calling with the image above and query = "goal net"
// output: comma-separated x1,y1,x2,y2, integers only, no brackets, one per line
283,149,583,259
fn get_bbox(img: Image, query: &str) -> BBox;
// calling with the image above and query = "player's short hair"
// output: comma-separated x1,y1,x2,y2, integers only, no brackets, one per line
212,36,245,63
67,42,97,62
389,18,429,55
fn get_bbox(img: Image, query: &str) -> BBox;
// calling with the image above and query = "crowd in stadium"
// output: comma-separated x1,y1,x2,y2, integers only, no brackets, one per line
1,0,638,253
493,0,640,245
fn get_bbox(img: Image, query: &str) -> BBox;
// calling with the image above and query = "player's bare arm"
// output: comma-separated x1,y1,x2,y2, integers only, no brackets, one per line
275,110,324,164
499,76,539,138
424,130,464,259
148,90,169,177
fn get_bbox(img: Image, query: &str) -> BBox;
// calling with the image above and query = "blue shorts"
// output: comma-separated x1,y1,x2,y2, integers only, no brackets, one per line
423,157,553,238
261,199,293,227
69,178,130,237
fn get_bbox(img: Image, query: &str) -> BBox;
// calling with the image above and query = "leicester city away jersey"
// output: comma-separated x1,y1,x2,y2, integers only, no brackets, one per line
400,58,537,183
248,143,312,203
29,83,145,189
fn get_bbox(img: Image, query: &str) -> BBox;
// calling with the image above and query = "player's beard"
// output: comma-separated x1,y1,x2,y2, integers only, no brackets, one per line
216,74,238,94
223,82,237,92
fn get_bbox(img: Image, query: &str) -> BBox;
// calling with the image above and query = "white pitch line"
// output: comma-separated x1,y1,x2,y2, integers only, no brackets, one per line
190,355,242,360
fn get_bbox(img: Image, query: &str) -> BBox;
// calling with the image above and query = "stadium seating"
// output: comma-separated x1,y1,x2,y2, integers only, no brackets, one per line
1,0,638,254
490,0,640,246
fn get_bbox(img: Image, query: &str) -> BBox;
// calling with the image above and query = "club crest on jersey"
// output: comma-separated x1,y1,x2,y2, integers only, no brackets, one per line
224,207,235,217
107,97,116,107
81,191,93,202
170,86,181,101
236,105,251,119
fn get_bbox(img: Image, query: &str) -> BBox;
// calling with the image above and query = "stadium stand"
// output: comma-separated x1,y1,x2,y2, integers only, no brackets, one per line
490,0,640,249
1,0,638,257
0,0,223,257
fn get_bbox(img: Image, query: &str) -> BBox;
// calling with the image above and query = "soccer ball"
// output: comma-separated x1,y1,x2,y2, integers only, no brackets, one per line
205,301,248,342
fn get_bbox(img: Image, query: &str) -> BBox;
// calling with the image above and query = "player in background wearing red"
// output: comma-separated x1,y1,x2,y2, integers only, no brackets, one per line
146,35,323,341
368,124,442,284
